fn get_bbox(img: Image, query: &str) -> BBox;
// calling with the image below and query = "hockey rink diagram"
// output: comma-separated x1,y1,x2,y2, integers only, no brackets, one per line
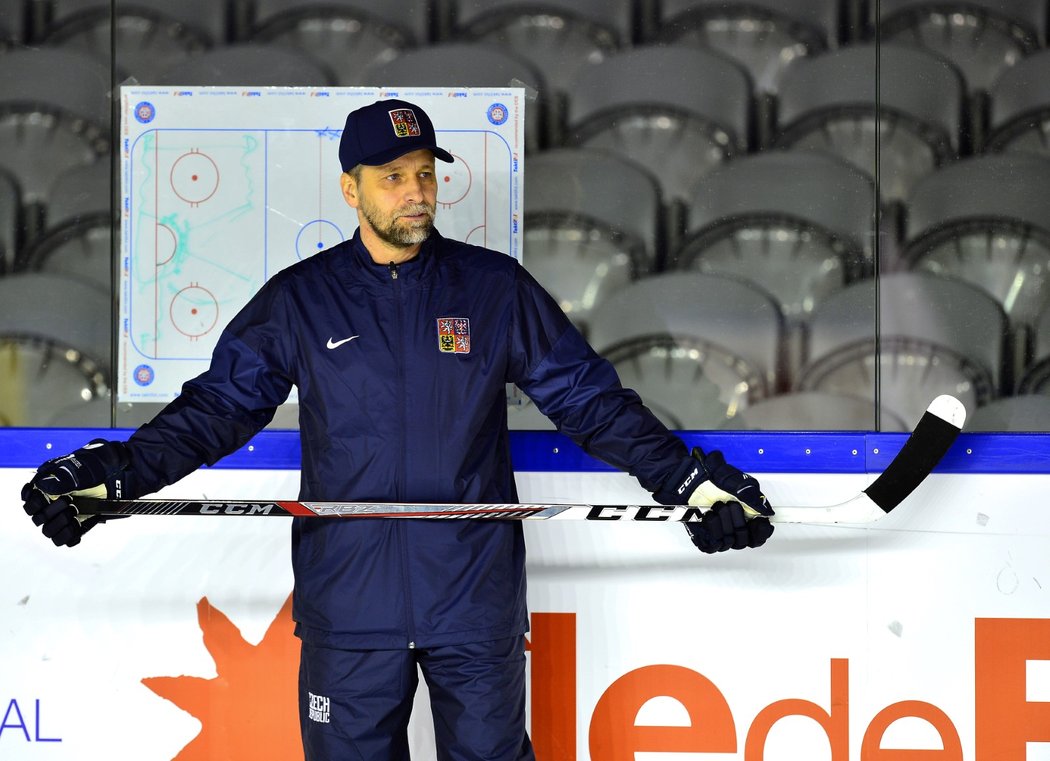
119,88,523,400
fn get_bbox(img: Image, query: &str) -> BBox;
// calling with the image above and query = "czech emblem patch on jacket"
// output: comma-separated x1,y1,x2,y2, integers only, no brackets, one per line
437,317,471,354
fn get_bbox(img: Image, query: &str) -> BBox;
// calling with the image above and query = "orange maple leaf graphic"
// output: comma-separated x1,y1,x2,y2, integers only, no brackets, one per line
143,594,304,761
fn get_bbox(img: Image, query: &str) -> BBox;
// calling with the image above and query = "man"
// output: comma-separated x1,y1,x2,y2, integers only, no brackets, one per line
23,99,773,760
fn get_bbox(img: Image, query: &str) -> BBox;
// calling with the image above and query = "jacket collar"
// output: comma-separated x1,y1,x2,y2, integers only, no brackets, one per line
343,228,442,289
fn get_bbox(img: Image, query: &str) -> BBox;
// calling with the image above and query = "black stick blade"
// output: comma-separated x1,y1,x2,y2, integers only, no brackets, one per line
863,395,966,514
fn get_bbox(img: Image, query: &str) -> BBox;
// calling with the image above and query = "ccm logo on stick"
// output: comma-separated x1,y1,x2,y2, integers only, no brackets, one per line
586,506,704,522
197,503,276,515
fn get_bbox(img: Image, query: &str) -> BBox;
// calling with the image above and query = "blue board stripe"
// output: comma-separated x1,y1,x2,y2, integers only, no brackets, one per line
0,429,1045,474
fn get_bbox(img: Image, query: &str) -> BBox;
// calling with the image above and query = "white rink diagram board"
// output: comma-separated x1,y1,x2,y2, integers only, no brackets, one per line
117,86,524,401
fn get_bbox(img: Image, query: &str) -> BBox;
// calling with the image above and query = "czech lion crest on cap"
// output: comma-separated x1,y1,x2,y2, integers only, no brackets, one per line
389,108,421,138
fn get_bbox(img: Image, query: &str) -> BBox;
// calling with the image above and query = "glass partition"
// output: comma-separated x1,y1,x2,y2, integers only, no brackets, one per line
0,0,1048,431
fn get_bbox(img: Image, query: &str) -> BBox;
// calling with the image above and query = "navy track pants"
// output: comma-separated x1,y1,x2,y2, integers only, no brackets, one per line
298,636,536,761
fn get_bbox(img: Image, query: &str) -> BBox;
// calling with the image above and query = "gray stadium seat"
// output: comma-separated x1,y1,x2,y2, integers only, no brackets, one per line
673,151,874,326
0,48,110,255
1018,303,1050,396
719,391,910,432
775,44,964,204
0,0,25,47
250,0,427,85
986,49,1050,156
522,148,661,332
968,395,1050,431
25,161,111,294
798,272,1007,426
0,168,18,274
901,153,1050,335
361,43,547,151
42,0,227,81
564,44,751,246
876,0,1046,94
153,43,332,86
587,273,783,429
653,0,842,95
0,273,110,427
451,0,631,105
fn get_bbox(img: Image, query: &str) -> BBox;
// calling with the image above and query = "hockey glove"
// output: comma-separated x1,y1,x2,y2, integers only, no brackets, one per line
22,439,134,547
654,447,774,553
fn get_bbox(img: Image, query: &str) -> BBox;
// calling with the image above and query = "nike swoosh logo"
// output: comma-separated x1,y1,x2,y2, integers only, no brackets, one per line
327,335,360,349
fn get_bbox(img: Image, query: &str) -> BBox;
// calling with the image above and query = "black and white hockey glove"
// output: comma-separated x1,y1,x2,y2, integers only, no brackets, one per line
655,447,774,553
22,439,134,547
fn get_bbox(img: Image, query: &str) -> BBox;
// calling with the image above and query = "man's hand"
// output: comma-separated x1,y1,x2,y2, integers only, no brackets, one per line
683,500,774,554
655,447,774,552
22,439,132,547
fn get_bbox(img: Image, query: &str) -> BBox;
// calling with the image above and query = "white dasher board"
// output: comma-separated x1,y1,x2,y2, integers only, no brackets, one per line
118,86,524,402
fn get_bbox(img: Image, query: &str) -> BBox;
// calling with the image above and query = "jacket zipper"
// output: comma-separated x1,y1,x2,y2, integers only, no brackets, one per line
390,260,416,649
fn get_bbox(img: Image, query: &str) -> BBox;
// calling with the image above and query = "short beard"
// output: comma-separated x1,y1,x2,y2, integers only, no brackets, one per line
359,196,435,249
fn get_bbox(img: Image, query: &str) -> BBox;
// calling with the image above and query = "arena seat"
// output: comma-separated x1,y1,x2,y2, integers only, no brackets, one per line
986,48,1050,157
587,273,783,429
0,273,110,426
0,0,25,47
450,0,631,113
798,272,1007,426
653,0,842,95
522,148,661,333
0,168,18,275
250,0,427,85
718,391,910,432
774,43,963,204
42,0,227,81
25,161,111,294
154,43,332,86
0,48,110,256
876,0,1046,94
672,150,873,325
563,44,751,247
361,42,548,150
902,153,1050,336
1018,303,1050,396
968,395,1050,430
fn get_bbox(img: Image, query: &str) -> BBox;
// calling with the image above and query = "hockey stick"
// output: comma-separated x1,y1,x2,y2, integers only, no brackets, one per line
73,395,965,525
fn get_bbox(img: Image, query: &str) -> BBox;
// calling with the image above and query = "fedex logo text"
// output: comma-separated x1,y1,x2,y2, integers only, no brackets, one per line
527,615,1050,760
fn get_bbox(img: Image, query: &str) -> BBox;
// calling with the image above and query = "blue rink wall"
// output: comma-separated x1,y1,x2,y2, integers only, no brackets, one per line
2,428,1049,760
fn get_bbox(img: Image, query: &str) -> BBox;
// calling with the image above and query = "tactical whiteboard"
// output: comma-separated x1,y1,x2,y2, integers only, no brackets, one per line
117,86,525,402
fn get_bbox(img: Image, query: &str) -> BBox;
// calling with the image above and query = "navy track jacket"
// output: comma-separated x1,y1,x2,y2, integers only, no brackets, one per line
124,229,689,649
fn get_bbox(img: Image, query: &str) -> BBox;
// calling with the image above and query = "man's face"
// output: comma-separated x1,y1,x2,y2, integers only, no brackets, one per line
343,149,439,249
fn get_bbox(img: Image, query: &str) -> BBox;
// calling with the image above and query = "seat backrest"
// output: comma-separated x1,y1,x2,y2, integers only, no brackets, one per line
777,44,963,152
525,148,662,265
454,0,634,44
876,0,1046,93
878,0,1047,45
154,43,332,86
902,154,1050,330
654,0,842,93
719,391,910,432
0,168,18,273
254,0,432,44
588,271,784,390
658,0,843,44
361,43,547,149
987,48,1050,152
566,44,751,153
804,272,1007,389
48,0,230,42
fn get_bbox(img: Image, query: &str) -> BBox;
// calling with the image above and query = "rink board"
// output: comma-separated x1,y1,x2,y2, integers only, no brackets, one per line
1,429,1048,760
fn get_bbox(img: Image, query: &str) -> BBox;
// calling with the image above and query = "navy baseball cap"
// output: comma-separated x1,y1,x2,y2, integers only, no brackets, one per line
339,99,454,172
